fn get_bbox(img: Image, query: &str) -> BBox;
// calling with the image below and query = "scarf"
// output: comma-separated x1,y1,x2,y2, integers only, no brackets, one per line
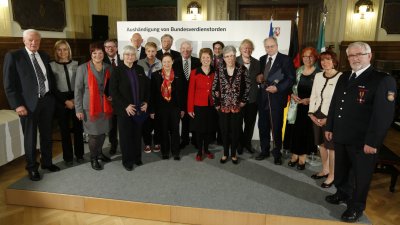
87,62,113,121
161,68,174,102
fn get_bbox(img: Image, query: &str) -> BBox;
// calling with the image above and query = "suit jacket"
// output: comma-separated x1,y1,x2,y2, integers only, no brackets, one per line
156,49,181,61
173,56,201,110
149,69,185,114
236,56,261,103
103,54,123,67
258,52,295,109
326,66,396,147
110,63,150,117
3,48,56,111
138,46,146,60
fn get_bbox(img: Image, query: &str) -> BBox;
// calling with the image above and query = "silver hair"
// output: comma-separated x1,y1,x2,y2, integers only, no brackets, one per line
180,40,192,49
222,45,237,56
346,42,371,55
122,45,137,58
23,29,41,38
263,36,278,46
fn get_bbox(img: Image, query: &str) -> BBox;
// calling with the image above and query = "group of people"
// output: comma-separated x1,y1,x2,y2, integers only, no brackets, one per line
3,28,396,223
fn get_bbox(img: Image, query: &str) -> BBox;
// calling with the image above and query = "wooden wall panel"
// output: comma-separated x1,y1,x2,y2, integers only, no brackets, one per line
0,37,92,109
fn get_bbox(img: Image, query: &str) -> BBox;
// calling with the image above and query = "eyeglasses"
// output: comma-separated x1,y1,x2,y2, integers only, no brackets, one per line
302,56,314,59
223,54,235,59
104,46,116,49
265,45,276,49
347,52,369,59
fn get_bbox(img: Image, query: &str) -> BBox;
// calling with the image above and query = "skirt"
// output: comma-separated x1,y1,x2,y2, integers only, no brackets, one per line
312,109,334,150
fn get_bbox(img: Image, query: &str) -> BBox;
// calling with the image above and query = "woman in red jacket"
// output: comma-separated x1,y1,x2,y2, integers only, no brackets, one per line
187,48,216,161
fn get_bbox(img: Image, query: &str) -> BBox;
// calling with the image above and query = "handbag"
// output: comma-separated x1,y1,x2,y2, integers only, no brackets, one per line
287,98,298,124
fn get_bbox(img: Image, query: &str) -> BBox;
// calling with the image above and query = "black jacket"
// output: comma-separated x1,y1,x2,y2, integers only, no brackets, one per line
110,63,150,117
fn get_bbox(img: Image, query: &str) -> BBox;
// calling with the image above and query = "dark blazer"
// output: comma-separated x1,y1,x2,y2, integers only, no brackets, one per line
326,66,396,147
138,46,146,60
156,49,181,61
173,56,201,110
236,56,261,104
110,63,150,117
3,48,56,111
258,52,295,109
149,69,185,114
103,54,123,67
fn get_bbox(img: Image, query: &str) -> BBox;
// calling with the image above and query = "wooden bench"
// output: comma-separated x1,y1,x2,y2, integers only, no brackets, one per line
375,145,400,192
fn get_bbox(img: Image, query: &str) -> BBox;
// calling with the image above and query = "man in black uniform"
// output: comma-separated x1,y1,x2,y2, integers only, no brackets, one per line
325,42,396,223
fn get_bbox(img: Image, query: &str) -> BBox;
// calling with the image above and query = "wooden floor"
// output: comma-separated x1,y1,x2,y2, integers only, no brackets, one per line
0,129,399,225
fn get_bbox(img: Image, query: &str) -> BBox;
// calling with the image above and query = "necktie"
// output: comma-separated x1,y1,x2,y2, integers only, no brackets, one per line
111,58,116,67
349,72,356,82
31,53,46,97
264,57,273,80
184,59,189,80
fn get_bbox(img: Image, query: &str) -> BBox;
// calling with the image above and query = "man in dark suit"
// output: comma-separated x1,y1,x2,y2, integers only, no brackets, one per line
156,34,181,60
172,41,201,149
103,39,122,155
130,33,146,60
255,37,295,165
3,29,60,181
325,42,396,223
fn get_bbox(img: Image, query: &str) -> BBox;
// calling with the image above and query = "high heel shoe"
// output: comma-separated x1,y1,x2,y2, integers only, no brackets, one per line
205,151,214,159
231,157,239,165
195,153,203,161
288,158,298,167
296,163,306,170
220,156,228,164
311,173,329,179
321,180,334,188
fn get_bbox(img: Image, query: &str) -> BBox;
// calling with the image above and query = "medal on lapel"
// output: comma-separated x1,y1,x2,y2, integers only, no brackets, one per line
357,86,368,104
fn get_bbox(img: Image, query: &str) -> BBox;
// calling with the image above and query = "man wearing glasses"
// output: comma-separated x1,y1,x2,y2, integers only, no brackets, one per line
255,37,295,165
325,42,396,223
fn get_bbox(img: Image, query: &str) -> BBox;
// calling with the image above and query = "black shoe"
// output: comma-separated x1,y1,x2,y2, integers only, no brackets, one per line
135,160,143,166
274,157,282,165
232,157,239,165
255,153,270,160
321,180,334,188
123,164,134,171
91,159,103,170
98,153,111,162
173,156,181,161
245,146,255,154
325,193,348,205
76,157,85,163
220,156,228,164
162,155,170,160
28,170,41,181
109,146,117,155
64,161,73,167
296,163,305,170
41,164,61,172
341,208,363,223
311,173,329,179
288,159,298,167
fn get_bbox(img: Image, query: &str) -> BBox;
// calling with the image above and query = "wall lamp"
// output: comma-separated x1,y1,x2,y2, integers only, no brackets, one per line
354,0,374,19
187,1,201,20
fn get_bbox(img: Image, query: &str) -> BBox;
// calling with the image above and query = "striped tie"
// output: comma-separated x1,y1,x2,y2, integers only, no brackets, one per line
31,53,46,97
184,59,189,80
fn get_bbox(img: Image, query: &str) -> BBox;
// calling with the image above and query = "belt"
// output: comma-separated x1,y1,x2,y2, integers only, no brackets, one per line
38,92,50,99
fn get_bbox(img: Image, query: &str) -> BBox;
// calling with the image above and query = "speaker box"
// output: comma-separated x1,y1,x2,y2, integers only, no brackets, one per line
92,15,108,41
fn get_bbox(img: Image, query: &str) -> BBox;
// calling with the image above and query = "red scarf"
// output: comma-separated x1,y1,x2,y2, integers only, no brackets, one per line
87,62,113,121
161,68,174,102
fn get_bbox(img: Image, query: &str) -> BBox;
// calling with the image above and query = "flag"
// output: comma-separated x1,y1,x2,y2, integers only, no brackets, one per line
269,16,273,37
317,17,326,53
289,21,300,69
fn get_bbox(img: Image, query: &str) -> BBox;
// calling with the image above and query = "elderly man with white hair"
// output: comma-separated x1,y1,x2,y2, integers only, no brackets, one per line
3,29,60,181
172,40,201,149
